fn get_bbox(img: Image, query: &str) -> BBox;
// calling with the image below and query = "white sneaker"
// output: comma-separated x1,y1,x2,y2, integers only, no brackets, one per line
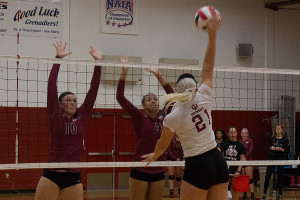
227,191,232,199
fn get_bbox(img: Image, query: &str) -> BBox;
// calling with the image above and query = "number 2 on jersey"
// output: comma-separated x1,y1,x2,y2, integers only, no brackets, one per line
192,109,210,133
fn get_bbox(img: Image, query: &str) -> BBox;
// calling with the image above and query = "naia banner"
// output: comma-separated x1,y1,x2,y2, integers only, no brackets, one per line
100,0,138,35
0,0,63,38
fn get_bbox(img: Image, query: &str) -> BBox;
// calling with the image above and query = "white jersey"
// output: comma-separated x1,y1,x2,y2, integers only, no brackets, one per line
163,84,217,157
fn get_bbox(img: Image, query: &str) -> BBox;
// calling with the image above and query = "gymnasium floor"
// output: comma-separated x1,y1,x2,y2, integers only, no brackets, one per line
1,187,300,200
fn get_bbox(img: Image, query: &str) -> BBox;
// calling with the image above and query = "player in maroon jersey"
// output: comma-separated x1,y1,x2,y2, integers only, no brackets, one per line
166,135,184,198
35,41,102,200
116,55,174,200
239,128,254,200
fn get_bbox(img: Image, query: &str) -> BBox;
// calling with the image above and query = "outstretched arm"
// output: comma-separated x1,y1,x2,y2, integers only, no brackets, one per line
141,126,175,166
116,54,143,129
47,41,72,115
119,54,129,81
201,14,220,89
145,67,168,86
80,46,102,117
145,67,174,94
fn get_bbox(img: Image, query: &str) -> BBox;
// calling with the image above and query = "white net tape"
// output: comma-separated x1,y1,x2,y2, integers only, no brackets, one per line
1,160,300,170
0,56,300,171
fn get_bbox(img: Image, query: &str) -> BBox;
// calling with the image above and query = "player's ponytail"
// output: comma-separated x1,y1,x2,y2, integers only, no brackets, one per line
163,76,197,113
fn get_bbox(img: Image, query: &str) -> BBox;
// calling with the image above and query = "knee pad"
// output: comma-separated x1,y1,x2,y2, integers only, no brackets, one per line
176,177,182,182
169,175,174,180
249,179,254,184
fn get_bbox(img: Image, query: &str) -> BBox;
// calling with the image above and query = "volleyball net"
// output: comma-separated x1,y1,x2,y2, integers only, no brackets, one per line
0,55,300,171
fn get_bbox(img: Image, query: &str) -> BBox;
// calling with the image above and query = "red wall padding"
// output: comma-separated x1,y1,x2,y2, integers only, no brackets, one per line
0,107,298,190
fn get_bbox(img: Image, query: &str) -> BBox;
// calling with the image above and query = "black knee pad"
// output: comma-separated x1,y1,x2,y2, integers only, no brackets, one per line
249,179,254,184
169,175,174,180
228,182,232,190
176,177,181,181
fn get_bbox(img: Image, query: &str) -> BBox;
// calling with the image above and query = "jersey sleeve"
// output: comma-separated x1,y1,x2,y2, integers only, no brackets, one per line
197,84,213,102
163,83,175,94
116,79,143,120
47,62,60,115
163,108,181,133
80,65,101,118
247,139,254,158
283,137,290,155
220,140,228,151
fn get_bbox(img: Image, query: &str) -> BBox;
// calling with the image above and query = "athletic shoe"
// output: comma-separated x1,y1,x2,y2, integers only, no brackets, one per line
261,196,266,200
227,190,232,199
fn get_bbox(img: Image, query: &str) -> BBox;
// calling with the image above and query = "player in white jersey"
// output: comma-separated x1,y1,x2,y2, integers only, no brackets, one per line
164,82,216,157
141,14,229,200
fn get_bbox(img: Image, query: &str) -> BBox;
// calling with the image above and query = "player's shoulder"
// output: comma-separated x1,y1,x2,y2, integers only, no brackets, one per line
171,102,185,112
197,84,213,94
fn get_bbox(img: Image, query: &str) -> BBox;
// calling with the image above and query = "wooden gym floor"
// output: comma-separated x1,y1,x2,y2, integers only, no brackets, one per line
1,187,300,200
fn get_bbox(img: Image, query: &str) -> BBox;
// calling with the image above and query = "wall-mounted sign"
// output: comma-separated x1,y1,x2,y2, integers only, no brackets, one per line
0,0,63,38
101,0,138,35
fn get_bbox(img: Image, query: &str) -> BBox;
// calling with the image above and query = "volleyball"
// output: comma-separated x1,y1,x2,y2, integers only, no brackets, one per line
195,6,220,31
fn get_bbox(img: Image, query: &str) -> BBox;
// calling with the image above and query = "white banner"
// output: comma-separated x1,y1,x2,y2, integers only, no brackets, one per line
101,0,138,35
0,0,63,38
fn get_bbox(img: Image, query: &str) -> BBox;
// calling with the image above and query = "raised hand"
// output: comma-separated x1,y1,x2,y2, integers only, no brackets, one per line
53,41,72,58
118,54,128,63
206,13,221,35
89,46,102,61
145,67,159,76
118,54,129,72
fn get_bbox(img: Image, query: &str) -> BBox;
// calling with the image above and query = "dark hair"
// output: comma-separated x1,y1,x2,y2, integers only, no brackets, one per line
228,126,237,133
176,73,197,85
214,129,227,141
58,91,75,102
216,144,224,155
141,93,156,106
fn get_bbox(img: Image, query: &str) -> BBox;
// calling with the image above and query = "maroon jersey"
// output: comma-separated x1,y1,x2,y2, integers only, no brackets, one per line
116,79,174,174
47,62,101,173
239,138,253,160
167,136,184,161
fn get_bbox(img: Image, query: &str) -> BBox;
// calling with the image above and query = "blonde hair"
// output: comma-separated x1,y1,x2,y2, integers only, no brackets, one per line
163,78,197,112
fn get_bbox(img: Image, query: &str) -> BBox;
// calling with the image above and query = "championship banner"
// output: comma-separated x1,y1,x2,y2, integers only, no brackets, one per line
0,0,63,38
101,0,138,35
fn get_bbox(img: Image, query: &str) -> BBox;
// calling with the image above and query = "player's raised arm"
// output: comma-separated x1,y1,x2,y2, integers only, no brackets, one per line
201,14,220,89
